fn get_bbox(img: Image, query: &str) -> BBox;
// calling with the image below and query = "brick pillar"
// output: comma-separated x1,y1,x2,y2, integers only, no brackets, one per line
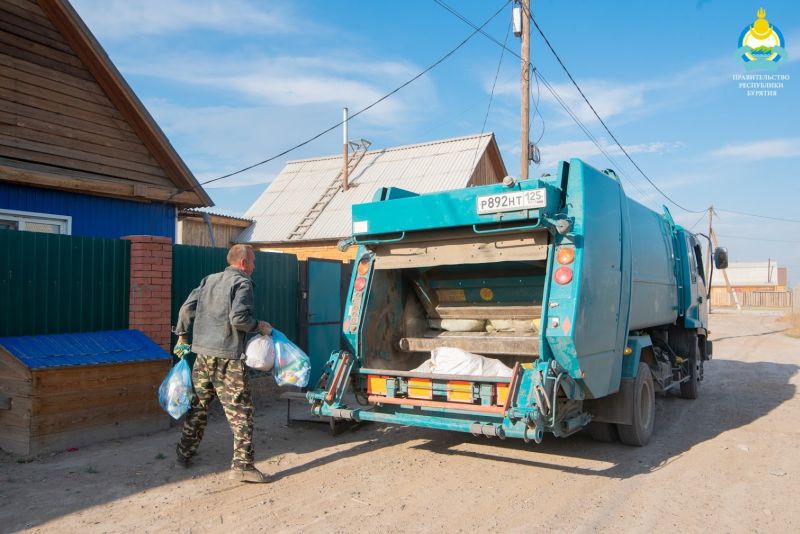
122,235,172,351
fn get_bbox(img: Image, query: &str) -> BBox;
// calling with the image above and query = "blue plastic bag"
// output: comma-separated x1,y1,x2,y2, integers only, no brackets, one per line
158,358,193,419
272,329,311,388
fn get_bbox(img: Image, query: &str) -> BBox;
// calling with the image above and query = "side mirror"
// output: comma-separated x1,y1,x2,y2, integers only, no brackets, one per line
713,247,729,270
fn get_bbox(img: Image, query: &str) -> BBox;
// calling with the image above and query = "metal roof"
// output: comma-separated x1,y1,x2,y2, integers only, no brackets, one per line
0,330,170,370
239,133,502,243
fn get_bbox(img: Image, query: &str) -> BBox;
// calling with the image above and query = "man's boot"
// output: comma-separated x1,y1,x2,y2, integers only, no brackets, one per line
229,467,270,483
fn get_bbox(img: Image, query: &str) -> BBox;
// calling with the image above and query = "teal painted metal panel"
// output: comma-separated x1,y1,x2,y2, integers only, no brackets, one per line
171,246,299,348
307,259,343,385
352,179,562,238
0,229,130,337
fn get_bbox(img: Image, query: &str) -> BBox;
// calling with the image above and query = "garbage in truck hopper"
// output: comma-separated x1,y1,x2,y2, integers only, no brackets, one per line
412,346,513,378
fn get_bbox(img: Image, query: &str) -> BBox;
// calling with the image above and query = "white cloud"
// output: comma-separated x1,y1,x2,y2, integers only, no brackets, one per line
709,138,800,160
537,138,682,170
122,53,433,126
72,0,294,38
494,77,646,125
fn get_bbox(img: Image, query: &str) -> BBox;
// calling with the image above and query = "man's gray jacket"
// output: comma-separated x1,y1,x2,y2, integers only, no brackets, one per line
175,266,259,359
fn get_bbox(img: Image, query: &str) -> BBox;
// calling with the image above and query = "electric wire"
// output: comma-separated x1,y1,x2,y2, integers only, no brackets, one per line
532,67,545,144
535,69,653,202
433,0,657,206
435,1,800,224
715,208,800,224
190,0,511,190
715,234,800,244
470,21,512,172
524,7,705,213
687,210,709,231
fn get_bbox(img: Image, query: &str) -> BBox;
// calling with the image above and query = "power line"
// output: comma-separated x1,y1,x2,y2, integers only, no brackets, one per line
432,0,660,207
525,9,705,214
531,67,545,145
196,0,511,188
434,1,800,224
470,21,512,171
535,69,654,202
688,210,709,231
716,208,800,224
715,234,800,244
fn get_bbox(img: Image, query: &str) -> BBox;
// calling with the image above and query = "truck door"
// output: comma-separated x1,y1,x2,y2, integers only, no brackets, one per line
683,235,706,328
545,160,632,398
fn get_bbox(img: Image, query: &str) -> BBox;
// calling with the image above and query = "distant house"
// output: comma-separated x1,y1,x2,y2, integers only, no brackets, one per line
0,0,211,240
238,133,508,261
177,209,252,248
710,260,790,308
711,261,787,292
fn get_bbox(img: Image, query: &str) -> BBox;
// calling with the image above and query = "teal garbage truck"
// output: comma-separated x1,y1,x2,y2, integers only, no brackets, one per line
307,159,728,446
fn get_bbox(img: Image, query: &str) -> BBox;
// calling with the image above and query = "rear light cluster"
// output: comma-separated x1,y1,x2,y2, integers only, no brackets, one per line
345,257,371,333
554,246,574,285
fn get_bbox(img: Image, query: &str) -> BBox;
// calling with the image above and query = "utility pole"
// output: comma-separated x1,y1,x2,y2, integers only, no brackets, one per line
519,0,530,180
711,227,742,311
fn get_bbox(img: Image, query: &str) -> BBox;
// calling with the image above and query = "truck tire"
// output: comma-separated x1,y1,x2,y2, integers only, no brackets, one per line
679,335,701,400
588,422,618,442
617,363,655,446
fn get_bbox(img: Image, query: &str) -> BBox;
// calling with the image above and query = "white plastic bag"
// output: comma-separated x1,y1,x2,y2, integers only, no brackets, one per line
244,334,275,371
412,347,513,378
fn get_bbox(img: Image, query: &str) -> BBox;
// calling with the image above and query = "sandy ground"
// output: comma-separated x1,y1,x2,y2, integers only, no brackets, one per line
1,310,798,533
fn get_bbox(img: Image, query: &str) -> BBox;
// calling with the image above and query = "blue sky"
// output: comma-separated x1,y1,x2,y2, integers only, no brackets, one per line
72,0,799,283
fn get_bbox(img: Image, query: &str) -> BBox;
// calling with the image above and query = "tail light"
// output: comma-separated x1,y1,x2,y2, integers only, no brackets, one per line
554,266,573,285
556,247,575,265
354,276,367,291
357,258,371,275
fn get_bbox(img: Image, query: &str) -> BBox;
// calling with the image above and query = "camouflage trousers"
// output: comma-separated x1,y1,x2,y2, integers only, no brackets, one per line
177,354,254,470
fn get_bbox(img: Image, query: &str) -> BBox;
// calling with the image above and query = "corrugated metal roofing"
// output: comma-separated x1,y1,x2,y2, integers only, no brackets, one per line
239,133,500,243
0,330,170,370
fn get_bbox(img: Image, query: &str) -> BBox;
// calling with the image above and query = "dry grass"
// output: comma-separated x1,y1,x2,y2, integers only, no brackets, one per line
782,313,800,338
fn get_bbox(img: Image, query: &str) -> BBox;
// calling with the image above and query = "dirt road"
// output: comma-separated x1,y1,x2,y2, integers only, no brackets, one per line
1,311,798,533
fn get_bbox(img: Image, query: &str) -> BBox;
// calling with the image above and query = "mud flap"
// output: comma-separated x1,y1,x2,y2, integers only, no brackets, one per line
584,378,635,425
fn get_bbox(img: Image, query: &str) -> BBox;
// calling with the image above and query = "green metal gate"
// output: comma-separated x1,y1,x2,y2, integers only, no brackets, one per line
171,245,300,344
0,229,130,337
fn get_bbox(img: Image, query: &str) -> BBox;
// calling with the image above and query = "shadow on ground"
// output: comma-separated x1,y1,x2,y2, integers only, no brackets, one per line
0,357,796,532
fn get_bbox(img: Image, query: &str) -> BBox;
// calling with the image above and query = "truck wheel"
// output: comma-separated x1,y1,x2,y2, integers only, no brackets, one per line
617,362,655,446
679,337,701,400
588,422,618,442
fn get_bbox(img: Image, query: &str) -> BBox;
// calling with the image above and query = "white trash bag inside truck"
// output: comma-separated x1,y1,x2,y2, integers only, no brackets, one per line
412,346,513,378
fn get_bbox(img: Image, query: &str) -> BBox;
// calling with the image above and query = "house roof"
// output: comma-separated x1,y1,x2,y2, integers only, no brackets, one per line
710,261,781,287
178,209,253,228
239,133,505,243
0,330,170,370
0,0,212,207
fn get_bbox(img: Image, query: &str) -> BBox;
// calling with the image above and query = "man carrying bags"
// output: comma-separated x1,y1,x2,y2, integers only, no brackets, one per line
172,244,272,483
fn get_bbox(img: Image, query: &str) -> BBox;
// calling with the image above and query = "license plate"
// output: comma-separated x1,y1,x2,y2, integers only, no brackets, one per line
476,188,546,214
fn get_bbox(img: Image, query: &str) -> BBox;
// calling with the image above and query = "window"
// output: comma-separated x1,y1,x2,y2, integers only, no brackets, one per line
0,209,71,235
693,244,706,284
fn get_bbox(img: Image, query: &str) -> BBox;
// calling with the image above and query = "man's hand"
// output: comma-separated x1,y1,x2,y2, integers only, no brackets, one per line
173,337,191,359
258,321,273,336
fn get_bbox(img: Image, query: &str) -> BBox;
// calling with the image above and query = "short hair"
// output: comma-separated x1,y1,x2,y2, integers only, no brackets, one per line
227,244,254,266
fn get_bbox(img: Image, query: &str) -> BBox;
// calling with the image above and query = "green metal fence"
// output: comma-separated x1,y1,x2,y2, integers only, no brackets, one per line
171,245,300,344
0,229,130,337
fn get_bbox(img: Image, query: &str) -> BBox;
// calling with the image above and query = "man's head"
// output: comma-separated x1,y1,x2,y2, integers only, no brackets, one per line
227,244,256,276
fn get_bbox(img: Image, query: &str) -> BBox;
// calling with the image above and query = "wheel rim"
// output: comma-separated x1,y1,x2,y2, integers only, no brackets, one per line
640,380,654,430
